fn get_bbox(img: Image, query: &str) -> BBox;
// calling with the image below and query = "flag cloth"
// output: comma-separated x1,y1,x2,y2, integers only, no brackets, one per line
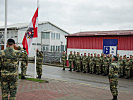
22,8,38,54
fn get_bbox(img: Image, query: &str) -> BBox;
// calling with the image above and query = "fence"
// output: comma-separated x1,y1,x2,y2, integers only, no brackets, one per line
43,51,62,64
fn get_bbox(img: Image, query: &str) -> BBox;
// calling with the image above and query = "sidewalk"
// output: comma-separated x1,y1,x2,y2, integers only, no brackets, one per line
0,77,133,100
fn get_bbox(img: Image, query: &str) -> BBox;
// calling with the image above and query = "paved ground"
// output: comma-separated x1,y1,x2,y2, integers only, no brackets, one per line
0,64,133,100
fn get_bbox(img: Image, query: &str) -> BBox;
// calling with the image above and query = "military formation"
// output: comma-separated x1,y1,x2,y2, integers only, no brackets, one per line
62,51,133,79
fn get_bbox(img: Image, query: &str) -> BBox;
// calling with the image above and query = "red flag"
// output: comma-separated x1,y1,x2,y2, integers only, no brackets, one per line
22,8,38,55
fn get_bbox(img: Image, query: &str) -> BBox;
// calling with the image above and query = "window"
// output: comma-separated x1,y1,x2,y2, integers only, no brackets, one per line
56,33,60,39
42,32,50,39
43,45,49,51
51,33,55,39
51,45,55,52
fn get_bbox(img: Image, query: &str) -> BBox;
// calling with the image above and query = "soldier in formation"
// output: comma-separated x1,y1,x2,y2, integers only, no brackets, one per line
36,49,43,79
62,51,67,70
65,51,133,79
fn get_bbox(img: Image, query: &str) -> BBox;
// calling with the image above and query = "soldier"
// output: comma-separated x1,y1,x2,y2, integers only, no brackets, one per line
61,51,67,70
108,56,119,100
124,57,132,79
80,54,83,72
0,39,20,100
72,51,77,71
123,55,127,76
82,53,88,73
95,54,102,75
36,49,43,79
100,53,104,73
117,54,120,61
87,53,91,73
118,56,124,78
93,53,97,73
130,55,133,78
89,54,94,74
21,48,28,79
102,54,109,76
76,52,81,72
68,51,73,71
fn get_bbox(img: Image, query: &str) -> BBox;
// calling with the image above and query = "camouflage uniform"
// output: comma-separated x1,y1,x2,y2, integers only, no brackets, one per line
124,59,132,79
61,53,67,70
0,47,20,100
80,54,83,72
89,56,94,74
108,61,119,99
68,53,73,71
82,55,88,73
100,54,104,73
102,57,109,76
95,56,102,75
21,49,28,78
118,58,124,77
76,54,81,72
130,56,133,78
36,51,43,78
87,54,90,73
72,53,77,71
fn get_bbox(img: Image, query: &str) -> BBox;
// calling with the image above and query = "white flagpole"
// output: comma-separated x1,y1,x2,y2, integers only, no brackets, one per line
4,0,7,49
34,0,39,78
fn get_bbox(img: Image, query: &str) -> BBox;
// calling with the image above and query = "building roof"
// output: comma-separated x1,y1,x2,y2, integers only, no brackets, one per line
66,30,133,37
0,21,69,34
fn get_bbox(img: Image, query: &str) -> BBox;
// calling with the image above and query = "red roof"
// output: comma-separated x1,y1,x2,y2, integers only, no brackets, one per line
66,30,133,37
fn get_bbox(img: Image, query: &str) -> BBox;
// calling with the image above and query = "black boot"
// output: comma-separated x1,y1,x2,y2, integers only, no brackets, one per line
21,76,26,79
69,69,72,71
62,68,65,70
113,96,117,100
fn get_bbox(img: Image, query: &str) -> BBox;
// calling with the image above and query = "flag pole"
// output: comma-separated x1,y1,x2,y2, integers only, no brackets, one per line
34,0,39,78
4,0,7,49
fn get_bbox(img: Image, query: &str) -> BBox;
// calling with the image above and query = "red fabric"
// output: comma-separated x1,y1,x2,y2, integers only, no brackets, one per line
22,35,29,54
32,8,38,38
67,36,133,50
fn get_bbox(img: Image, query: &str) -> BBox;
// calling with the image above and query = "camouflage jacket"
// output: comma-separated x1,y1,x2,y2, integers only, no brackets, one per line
125,60,132,69
108,61,119,80
76,55,81,64
118,59,124,66
95,57,102,66
62,54,67,62
68,54,73,62
1,47,20,76
21,49,28,65
82,56,88,64
102,57,109,66
36,51,43,65
89,57,94,65
72,54,76,62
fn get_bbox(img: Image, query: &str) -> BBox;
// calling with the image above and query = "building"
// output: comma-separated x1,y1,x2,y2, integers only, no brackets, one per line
66,30,133,57
0,21,69,57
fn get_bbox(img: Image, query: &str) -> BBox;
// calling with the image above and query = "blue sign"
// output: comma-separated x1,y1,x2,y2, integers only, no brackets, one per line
103,39,118,56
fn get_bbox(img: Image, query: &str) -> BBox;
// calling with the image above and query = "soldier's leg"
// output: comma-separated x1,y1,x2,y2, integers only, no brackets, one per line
36,65,39,76
85,64,88,73
89,64,92,73
127,69,130,79
92,65,94,74
95,65,98,74
76,63,79,72
1,81,9,100
69,61,72,71
9,80,18,100
23,66,27,77
83,64,85,73
110,80,118,99
98,65,101,74
62,61,65,70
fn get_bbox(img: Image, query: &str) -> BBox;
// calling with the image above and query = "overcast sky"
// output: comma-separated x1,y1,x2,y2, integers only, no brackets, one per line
0,0,133,33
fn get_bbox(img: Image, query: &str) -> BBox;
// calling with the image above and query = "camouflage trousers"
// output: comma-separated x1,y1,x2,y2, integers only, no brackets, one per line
69,61,72,70
89,64,95,73
82,63,88,72
102,65,109,75
21,62,27,77
96,65,101,74
1,75,18,100
124,66,130,79
62,60,66,69
119,65,124,77
73,61,77,71
109,79,118,96
36,64,42,76
76,63,81,72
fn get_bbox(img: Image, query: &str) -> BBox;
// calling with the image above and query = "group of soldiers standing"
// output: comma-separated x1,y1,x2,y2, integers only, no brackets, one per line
62,51,133,79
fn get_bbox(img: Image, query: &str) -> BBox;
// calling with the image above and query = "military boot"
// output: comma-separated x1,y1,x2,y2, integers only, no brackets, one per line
37,75,41,79
112,96,117,100
21,76,26,79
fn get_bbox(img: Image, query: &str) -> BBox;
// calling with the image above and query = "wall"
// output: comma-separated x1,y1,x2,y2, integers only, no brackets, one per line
67,36,133,57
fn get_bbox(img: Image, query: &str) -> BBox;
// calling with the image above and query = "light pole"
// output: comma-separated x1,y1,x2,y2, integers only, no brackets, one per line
4,0,7,49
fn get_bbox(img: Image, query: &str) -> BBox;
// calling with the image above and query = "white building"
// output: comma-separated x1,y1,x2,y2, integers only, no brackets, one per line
0,21,69,57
